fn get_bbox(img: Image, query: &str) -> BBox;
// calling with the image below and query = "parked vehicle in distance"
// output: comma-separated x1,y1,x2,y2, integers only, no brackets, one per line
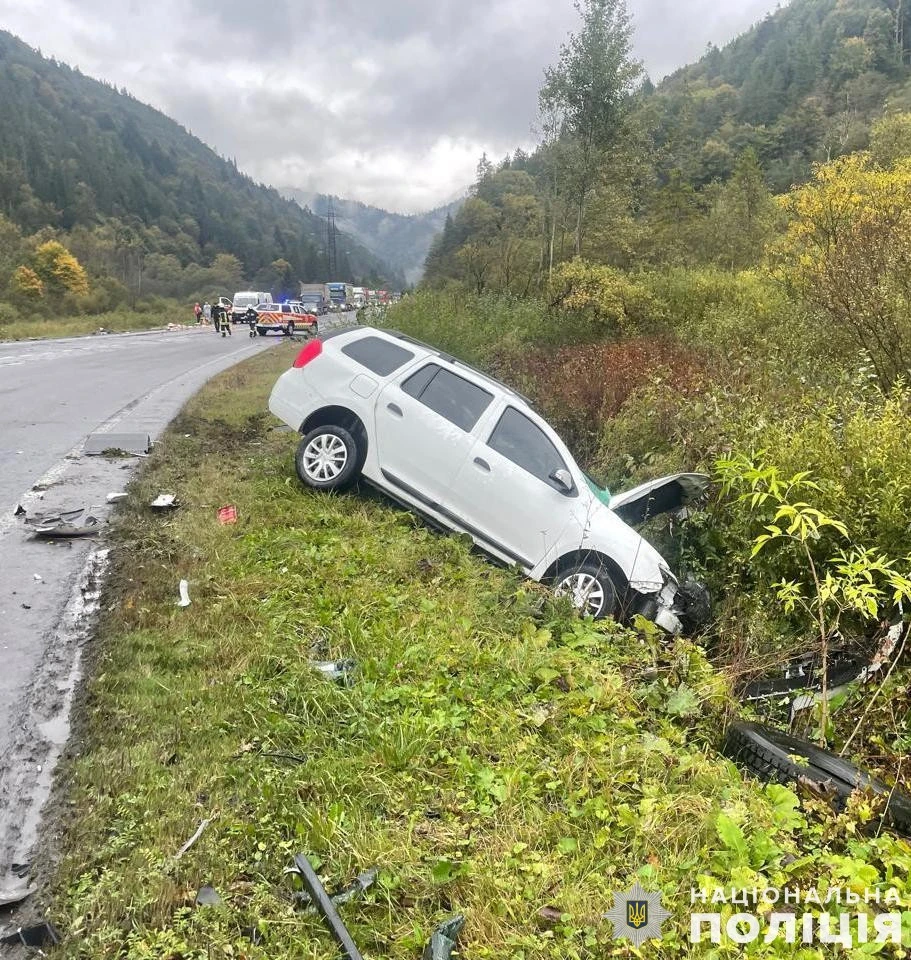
217,296,233,314
252,302,318,337
269,326,710,633
299,283,330,315
232,290,273,323
352,286,367,309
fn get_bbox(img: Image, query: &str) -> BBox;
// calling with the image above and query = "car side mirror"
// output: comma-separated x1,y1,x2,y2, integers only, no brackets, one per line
550,468,574,493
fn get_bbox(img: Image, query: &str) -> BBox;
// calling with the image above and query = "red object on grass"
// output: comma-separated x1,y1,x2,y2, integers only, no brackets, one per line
218,505,238,525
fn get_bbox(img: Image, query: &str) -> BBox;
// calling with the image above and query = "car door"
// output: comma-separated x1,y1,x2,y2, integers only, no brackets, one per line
374,361,496,511
448,403,578,569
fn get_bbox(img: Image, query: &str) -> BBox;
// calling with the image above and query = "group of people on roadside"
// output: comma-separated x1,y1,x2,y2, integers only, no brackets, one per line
193,301,232,337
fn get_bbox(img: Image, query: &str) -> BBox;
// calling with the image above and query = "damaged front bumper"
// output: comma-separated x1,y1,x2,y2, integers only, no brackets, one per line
632,574,710,636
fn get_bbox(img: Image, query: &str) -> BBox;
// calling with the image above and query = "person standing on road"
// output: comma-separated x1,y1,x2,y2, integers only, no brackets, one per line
218,303,232,337
203,301,211,324
194,302,202,324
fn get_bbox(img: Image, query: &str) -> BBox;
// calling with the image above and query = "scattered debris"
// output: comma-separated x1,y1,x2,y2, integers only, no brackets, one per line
217,504,238,525
194,885,222,907
312,659,357,685
287,854,365,960
0,878,36,909
150,494,179,510
422,915,466,960
537,905,564,925
0,921,61,947
10,864,29,880
106,492,128,504
33,574,43,582
177,580,191,608
14,504,25,517
31,514,102,538
293,867,378,911
23,507,85,527
20,603,31,610
241,925,266,945
174,817,212,860
84,432,151,456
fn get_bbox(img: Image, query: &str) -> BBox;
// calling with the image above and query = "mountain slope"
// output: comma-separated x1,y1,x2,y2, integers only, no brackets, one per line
0,31,401,292
642,0,911,191
285,190,463,286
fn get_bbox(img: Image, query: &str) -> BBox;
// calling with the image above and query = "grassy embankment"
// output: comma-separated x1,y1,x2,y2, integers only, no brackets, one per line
0,305,191,341
50,344,911,959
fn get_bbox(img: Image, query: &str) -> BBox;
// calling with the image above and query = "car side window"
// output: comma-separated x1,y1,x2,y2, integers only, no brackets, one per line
341,335,415,376
407,367,493,432
488,407,569,490
400,363,439,399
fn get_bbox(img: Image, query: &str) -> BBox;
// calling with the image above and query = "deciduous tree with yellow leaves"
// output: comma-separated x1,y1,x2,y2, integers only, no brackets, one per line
31,240,90,298
774,151,911,384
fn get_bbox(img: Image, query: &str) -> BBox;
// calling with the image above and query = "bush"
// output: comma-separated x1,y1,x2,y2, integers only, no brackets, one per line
0,302,20,326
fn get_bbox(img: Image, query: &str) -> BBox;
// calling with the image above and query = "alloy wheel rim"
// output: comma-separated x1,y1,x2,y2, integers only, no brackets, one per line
303,434,348,481
556,573,605,616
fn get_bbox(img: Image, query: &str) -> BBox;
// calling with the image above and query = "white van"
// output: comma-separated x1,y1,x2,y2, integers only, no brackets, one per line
232,291,273,322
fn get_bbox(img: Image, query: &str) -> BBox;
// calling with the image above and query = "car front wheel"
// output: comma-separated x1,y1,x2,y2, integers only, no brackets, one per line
295,426,360,491
554,562,620,619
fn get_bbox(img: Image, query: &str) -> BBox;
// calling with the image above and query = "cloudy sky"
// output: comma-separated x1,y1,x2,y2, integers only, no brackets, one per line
2,0,779,213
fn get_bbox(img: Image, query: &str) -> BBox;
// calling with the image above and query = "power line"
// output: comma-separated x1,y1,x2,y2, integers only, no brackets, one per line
326,197,338,278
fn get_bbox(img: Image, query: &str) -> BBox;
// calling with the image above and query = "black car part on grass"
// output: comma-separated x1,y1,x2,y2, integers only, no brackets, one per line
289,854,365,960
723,721,911,837
423,915,465,960
0,921,61,947
742,649,868,701
294,867,378,911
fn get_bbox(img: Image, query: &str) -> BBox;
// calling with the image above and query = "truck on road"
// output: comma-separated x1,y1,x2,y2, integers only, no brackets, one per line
327,282,355,311
299,283,330,315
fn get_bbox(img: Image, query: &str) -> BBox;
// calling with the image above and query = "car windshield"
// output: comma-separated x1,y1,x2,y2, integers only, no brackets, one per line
234,295,256,307
583,472,612,507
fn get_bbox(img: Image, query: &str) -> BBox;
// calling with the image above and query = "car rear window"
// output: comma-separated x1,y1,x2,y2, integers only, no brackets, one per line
341,335,414,376
408,366,493,432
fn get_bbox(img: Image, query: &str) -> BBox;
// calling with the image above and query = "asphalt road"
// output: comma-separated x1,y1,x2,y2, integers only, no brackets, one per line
0,322,282,894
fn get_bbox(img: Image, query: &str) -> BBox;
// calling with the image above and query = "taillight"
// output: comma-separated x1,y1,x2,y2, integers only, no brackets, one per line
293,339,322,368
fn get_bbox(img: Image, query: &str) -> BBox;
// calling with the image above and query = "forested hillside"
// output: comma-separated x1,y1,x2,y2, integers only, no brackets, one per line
0,31,399,326
285,190,463,286
425,0,911,285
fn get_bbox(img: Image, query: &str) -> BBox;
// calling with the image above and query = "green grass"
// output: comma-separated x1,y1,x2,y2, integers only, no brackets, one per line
51,346,911,958
0,307,187,341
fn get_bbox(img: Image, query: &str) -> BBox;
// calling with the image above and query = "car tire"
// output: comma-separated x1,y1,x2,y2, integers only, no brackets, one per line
286,320,295,337
311,322,319,337
722,721,911,836
256,326,266,337
554,562,620,619
295,426,360,491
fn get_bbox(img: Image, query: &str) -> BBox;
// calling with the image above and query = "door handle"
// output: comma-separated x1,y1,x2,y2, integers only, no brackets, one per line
473,457,490,472
387,402,403,417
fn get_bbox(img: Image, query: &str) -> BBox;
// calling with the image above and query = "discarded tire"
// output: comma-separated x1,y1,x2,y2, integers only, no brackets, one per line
722,721,911,837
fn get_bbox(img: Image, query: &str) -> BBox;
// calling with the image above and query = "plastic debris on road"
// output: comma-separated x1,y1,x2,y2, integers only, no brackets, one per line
150,494,178,509
217,504,238,525
177,580,191,607
106,492,128,504
422,915,466,960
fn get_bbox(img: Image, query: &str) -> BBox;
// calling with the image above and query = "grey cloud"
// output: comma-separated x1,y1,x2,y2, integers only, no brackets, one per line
2,0,779,211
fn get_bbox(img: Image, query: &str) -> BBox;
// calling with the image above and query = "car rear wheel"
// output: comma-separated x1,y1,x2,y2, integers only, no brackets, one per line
554,562,620,619
295,426,360,491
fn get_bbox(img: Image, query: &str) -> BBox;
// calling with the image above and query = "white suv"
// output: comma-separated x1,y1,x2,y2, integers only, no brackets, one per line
269,327,710,633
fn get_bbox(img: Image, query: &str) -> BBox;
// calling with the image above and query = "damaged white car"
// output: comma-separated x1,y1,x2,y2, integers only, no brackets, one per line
269,326,710,633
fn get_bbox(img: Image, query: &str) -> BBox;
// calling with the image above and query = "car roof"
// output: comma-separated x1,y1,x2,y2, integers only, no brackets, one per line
346,326,534,407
